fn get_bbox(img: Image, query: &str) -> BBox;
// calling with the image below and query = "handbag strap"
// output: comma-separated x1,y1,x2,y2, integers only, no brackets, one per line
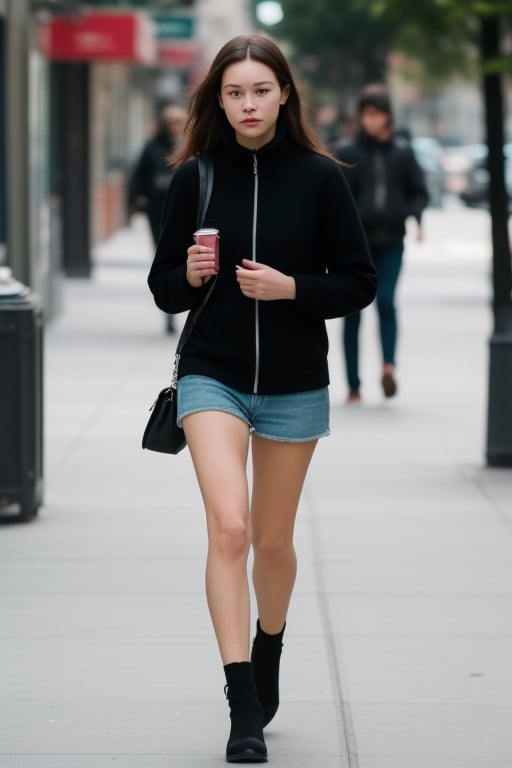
171,156,216,386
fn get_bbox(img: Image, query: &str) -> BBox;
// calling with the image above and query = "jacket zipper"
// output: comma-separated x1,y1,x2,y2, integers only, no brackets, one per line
374,147,387,210
252,152,260,393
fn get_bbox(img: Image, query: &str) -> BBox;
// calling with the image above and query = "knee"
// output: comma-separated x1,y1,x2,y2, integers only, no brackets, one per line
210,515,250,561
344,313,360,334
377,294,395,317
253,534,293,563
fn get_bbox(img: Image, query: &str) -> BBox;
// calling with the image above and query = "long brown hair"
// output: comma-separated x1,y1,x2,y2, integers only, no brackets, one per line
171,34,335,166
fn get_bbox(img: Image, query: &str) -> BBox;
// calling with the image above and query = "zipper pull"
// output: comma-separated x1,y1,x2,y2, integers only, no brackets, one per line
253,152,258,175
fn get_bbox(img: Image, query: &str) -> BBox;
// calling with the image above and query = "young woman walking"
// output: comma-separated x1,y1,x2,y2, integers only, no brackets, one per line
148,34,377,763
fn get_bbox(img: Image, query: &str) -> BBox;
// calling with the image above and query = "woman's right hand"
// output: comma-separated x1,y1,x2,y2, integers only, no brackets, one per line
186,244,217,288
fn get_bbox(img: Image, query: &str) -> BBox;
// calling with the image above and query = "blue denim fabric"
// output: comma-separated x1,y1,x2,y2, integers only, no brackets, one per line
343,244,404,391
177,375,330,442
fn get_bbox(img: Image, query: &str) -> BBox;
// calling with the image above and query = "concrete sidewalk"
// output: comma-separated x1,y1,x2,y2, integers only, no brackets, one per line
1,210,511,767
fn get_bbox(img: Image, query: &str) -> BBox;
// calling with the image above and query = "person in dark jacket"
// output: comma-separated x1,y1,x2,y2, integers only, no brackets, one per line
334,83,428,402
129,103,186,332
148,34,376,764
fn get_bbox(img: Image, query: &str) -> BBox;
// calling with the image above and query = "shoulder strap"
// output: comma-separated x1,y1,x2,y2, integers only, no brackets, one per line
174,156,216,360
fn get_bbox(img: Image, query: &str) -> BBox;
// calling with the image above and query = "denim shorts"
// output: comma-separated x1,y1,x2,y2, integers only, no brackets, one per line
177,375,330,442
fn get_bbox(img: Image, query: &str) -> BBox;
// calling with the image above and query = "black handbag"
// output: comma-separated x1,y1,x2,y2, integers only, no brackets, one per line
142,156,215,454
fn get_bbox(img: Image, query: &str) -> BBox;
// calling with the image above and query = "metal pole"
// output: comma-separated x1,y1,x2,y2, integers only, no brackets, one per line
481,15,512,467
0,3,7,267
6,0,31,287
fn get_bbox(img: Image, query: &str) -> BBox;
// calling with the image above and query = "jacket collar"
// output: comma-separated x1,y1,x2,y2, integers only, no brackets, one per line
218,114,290,168
356,130,393,150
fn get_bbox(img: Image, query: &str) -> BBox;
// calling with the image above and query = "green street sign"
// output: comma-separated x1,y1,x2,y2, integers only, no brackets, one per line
154,15,194,40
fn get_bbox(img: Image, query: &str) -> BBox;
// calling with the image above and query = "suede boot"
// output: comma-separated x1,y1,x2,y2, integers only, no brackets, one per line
224,661,267,763
251,620,285,727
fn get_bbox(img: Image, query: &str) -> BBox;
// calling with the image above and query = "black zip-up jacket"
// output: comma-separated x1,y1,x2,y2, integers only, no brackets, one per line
148,122,377,395
334,131,429,250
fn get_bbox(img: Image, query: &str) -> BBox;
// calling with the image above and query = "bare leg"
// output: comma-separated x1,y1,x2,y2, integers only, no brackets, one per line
251,436,317,634
183,411,252,664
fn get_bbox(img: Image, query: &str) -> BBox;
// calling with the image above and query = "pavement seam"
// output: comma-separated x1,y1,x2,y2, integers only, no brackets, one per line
465,465,512,531
303,483,358,768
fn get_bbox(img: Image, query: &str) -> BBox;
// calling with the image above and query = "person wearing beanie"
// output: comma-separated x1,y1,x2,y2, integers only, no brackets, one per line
334,83,428,402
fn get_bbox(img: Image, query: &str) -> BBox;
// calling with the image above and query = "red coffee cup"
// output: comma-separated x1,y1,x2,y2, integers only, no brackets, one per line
193,228,219,271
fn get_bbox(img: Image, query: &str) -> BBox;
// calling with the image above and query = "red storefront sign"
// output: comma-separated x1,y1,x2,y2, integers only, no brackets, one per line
159,41,199,69
39,12,158,64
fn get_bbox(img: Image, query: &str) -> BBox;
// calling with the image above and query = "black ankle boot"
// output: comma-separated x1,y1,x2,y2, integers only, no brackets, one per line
224,661,267,763
251,620,285,728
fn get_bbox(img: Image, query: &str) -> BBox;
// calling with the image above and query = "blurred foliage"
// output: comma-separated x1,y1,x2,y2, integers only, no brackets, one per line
361,0,512,77
266,0,511,104
268,0,394,101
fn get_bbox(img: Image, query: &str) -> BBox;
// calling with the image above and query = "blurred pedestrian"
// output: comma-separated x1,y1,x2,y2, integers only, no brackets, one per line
129,103,186,333
334,84,428,402
147,34,376,763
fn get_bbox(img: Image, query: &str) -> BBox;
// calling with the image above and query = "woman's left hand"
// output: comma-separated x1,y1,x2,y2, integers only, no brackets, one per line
235,259,296,300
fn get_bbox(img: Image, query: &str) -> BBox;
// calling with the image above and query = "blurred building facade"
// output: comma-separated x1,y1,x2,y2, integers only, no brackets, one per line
1,0,253,320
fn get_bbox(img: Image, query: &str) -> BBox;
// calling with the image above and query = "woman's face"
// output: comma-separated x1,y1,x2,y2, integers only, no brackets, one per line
219,58,289,150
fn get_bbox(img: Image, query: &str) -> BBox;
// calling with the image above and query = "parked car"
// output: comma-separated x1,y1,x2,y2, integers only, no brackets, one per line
440,143,486,194
410,136,446,207
459,143,512,208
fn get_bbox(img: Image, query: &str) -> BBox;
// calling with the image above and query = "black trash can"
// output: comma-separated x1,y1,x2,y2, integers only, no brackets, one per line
0,268,43,522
